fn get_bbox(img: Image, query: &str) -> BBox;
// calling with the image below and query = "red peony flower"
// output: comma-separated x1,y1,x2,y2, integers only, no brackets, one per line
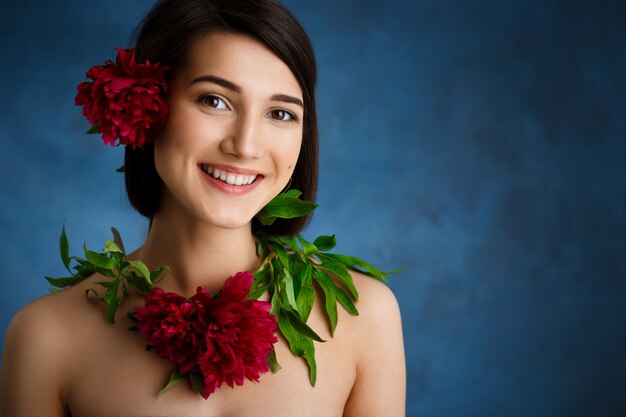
134,288,200,374
134,271,278,399
192,272,279,398
74,48,168,148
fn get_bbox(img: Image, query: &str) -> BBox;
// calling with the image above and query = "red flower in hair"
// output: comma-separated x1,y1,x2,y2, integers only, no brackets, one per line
75,48,168,148
134,271,278,399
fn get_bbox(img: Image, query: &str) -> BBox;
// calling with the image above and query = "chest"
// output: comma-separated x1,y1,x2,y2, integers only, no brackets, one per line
64,309,356,417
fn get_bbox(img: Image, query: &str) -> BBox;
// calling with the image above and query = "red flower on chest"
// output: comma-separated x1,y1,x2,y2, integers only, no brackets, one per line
133,271,278,399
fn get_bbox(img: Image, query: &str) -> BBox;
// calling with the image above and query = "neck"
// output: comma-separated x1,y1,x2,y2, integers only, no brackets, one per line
129,209,260,296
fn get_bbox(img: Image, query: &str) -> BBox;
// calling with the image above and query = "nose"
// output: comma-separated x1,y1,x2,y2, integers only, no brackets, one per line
219,110,263,160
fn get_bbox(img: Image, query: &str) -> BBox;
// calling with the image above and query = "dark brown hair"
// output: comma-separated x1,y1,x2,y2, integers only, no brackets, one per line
124,0,318,236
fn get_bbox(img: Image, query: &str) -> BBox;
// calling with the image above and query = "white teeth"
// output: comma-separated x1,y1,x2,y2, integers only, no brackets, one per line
202,165,257,186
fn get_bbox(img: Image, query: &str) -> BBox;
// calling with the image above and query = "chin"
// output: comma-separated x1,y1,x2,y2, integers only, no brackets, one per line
211,218,253,230
199,207,256,231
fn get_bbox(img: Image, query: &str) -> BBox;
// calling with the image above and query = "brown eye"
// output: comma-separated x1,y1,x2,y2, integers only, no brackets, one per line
269,109,296,122
199,95,228,110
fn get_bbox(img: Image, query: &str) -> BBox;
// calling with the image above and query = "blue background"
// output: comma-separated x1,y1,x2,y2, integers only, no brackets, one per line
1,0,625,415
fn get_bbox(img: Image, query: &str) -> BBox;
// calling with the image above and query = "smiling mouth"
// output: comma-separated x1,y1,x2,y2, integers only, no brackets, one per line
199,164,259,186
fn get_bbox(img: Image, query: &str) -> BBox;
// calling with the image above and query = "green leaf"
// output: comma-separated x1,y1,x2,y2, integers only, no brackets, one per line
267,348,281,373
150,266,168,284
104,239,123,254
94,280,117,290
269,287,280,316
248,283,268,300
286,236,299,252
276,312,302,356
121,280,128,297
313,269,359,334
277,312,318,386
128,260,152,284
60,224,71,272
250,266,271,300
253,264,271,285
324,253,389,283
105,295,120,323
312,269,338,335
277,189,302,198
128,311,137,322
266,234,287,246
316,256,359,300
301,335,317,386
101,279,120,323
284,309,325,343
313,235,336,252
83,244,117,270
115,164,125,173
126,274,154,294
288,255,306,300
335,286,358,316
94,267,116,278
293,263,314,320
189,372,204,393
159,369,186,396
86,124,99,134
283,269,298,310
297,235,318,256
74,259,97,278
255,189,318,226
45,275,86,288
271,243,291,270
296,284,315,322
110,227,126,253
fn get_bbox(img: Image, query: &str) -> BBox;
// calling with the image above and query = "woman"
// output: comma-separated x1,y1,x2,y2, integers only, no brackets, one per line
0,1,405,415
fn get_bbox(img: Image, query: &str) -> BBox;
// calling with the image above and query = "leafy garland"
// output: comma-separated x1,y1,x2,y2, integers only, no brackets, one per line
45,189,394,387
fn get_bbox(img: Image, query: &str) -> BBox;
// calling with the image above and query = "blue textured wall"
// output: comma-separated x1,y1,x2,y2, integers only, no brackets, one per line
1,1,625,416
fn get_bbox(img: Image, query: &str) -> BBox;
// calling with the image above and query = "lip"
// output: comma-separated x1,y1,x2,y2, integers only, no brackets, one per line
203,163,261,176
198,165,264,195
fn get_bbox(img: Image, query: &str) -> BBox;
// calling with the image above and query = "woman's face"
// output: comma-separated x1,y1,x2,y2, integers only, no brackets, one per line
154,32,304,229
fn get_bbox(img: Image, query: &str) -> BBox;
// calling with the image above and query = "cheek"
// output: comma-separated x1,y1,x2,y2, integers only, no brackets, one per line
152,120,182,174
152,115,197,184
152,107,215,172
279,142,301,181
152,139,177,189
156,104,200,148
282,132,303,167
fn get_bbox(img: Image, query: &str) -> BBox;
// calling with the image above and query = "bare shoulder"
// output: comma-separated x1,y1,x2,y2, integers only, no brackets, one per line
351,271,401,319
342,271,406,417
4,288,77,357
0,278,99,416
1,278,96,370
5,276,97,341
346,271,403,352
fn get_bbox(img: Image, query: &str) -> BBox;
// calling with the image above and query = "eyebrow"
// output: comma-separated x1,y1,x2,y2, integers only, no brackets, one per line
190,75,304,109
270,94,304,108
